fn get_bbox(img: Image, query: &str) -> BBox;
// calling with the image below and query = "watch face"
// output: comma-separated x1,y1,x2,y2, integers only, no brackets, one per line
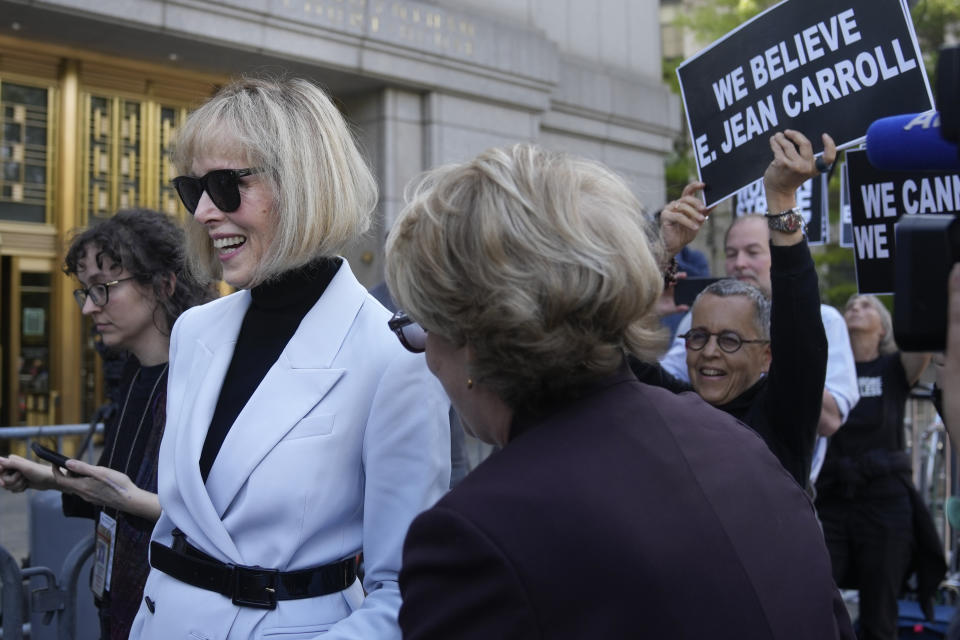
781,213,803,232
768,211,804,233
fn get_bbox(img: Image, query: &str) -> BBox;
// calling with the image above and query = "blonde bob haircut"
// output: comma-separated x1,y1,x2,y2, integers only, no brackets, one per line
845,294,897,355
172,76,378,286
386,143,666,413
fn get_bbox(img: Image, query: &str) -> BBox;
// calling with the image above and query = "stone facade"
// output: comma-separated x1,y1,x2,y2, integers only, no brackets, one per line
2,0,679,284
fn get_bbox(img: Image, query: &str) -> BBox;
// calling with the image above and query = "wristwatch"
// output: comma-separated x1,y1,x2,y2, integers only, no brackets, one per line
765,207,805,234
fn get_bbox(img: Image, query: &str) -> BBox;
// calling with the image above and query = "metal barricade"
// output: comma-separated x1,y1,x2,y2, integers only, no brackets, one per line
0,424,104,465
0,423,104,640
0,544,26,640
0,536,95,640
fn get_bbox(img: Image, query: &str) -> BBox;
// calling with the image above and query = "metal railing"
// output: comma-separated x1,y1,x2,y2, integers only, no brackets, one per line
0,424,104,465
0,422,105,640
0,536,94,640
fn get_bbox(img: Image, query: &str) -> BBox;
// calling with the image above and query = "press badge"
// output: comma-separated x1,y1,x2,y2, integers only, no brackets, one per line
91,512,117,598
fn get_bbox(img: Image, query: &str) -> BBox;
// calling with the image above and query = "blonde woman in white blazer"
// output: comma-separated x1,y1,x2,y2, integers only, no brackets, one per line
129,77,451,640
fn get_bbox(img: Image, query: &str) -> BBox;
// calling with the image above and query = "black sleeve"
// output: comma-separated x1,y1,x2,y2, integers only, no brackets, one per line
399,506,538,640
627,355,694,395
762,238,828,486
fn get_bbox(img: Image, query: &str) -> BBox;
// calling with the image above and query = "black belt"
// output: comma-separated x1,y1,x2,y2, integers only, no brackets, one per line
149,531,358,610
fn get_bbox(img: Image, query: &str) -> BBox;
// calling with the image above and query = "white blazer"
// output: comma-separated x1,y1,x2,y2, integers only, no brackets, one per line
129,262,451,640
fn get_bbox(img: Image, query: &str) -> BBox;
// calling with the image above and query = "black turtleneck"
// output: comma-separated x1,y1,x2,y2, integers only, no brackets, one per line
199,258,341,481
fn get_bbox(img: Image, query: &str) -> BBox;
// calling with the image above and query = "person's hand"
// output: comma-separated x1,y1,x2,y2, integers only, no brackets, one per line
0,454,56,492
942,264,960,436
52,460,132,509
763,130,836,213
660,181,713,257
51,460,161,521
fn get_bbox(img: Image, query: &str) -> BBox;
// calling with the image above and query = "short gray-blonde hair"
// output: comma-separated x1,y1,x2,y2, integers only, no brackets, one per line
173,76,378,286
694,279,771,340
845,294,896,354
386,143,666,413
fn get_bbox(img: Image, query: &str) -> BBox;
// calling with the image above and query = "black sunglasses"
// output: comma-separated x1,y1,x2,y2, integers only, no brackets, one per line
388,310,427,353
73,276,136,309
680,329,769,354
172,168,262,214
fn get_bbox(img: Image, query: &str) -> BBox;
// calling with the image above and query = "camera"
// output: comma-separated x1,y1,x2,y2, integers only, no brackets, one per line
893,44,960,352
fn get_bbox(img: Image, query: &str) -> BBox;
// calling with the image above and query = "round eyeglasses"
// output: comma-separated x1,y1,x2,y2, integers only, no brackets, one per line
388,310,427,353
73,277,136,309
680,329,769,354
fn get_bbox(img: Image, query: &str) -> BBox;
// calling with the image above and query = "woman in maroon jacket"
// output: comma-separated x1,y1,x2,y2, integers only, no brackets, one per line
386,140,853,639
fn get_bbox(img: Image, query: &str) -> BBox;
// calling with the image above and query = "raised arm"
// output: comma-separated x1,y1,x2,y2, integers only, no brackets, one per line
659,181,713,258
760,130,834,483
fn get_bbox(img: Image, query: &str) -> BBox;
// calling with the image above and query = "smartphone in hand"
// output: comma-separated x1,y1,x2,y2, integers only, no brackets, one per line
674,277,724,307
31,442,75,470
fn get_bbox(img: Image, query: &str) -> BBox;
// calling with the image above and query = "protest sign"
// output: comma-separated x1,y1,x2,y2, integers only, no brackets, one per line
734,174,828,244
846,148,960,293
677,0,933,206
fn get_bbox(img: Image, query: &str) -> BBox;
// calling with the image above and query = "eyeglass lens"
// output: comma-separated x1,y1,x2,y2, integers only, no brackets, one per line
172,169,254,214
399,323,427,352
73,283,109,308
389,311,428,353
685,330,744,353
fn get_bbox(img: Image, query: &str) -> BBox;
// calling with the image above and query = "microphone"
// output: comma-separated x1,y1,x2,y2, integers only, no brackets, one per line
865,111,960,172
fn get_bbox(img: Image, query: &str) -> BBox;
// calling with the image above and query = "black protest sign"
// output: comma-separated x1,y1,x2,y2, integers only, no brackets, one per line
677,0,932,207
734,174,829,245
847,148,960,293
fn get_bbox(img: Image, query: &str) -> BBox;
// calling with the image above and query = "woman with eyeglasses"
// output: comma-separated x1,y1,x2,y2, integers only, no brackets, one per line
386,142,853,638
626,130,833,489
128,77,450,640
815,295,941,639
0,208,212,640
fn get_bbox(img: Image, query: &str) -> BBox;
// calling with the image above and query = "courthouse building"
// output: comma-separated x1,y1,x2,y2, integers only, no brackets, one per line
0,0,679,425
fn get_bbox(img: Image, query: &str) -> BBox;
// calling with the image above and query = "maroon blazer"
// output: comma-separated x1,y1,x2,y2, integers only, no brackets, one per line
399,368,854,639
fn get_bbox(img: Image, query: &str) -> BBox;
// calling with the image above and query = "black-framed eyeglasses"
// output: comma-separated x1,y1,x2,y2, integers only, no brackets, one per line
172,168,262,215
680,329,769,354
388,310,427,354
73,277,136,309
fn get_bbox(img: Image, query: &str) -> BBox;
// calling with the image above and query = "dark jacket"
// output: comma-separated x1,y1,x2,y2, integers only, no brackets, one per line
399,367,853,639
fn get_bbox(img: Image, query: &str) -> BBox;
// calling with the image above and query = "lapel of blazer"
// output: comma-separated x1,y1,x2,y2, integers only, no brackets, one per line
166,292,249,560
203,262,367,523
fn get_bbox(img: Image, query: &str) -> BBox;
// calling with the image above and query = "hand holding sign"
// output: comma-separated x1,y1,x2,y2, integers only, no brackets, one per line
763,130,837,215
677,0,932,206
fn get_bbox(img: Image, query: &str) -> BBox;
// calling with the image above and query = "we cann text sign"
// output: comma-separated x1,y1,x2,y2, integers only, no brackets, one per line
847,149,960,294
677,0,932,206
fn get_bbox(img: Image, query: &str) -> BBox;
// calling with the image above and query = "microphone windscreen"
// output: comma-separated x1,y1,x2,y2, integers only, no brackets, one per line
865,111,960,173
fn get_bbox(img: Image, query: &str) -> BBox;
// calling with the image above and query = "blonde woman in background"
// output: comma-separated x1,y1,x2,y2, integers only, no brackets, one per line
816,294,942,640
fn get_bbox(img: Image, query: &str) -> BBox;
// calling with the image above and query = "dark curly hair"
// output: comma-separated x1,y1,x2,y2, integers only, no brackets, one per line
63,208,214,335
